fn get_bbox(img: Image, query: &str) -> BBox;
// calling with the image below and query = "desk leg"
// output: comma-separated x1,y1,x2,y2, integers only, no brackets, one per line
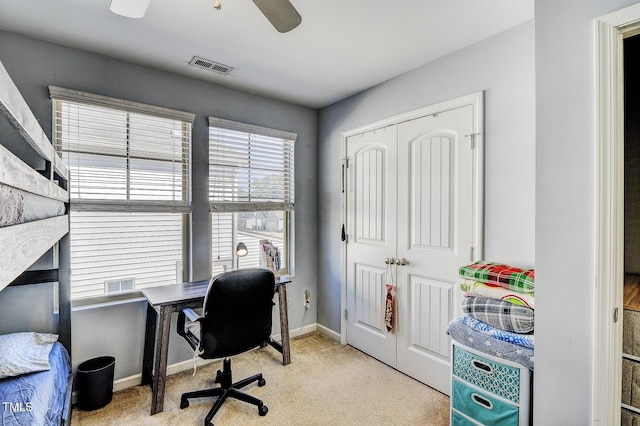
150,305,172,415
277,284,291,365
141,303,157,386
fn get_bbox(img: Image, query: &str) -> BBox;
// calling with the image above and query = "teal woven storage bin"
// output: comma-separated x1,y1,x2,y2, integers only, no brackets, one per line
450,342,532,426
452,379,519,425
452,345,521,404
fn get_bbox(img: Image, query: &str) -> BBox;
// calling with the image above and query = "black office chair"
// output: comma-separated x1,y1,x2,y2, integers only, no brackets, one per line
177,268,276,426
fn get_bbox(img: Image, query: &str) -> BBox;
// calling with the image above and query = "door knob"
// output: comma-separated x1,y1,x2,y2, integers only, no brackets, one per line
395,257,409,266
384,257,397,265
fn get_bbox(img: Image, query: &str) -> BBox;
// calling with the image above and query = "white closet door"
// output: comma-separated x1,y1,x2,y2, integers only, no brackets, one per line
345,96,481,396
395,105,475,394
345,125,398,366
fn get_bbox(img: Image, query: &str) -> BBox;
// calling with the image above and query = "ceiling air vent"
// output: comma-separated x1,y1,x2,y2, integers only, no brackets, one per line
189,56,234,75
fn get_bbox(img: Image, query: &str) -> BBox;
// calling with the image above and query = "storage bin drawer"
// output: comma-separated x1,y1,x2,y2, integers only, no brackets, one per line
452,379,519,425
452,344,522,404
452,408,481,426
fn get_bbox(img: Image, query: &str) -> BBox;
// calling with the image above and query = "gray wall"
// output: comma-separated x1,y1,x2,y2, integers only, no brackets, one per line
534,0,638,423
0,31,318,380
316,21,536,333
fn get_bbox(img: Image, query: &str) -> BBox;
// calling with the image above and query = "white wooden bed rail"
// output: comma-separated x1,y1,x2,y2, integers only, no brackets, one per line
0,61,68,181
0,59,70,320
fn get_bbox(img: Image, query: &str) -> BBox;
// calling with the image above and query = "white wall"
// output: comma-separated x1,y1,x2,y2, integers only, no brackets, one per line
317,21,536,333
534,0,639,423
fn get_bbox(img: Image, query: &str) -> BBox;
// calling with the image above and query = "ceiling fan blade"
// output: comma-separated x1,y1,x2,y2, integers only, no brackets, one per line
252,0,302,33
109,0,150,18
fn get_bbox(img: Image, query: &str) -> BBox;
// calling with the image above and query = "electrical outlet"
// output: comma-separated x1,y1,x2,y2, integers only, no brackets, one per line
303,289,311,308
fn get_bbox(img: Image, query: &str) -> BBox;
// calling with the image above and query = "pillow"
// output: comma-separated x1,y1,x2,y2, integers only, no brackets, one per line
0,332,58,379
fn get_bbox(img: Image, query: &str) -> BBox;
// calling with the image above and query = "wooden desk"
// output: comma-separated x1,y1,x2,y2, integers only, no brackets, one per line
141,276,292,415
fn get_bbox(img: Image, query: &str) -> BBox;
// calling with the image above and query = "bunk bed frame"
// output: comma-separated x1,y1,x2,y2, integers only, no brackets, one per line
0,59,72,424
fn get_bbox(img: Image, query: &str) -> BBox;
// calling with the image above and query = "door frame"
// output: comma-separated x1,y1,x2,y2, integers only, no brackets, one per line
595,4,640,424
340,92,485,344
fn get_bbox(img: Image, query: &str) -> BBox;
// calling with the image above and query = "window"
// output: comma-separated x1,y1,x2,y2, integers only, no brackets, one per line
50,86,194,300
208,117,295,275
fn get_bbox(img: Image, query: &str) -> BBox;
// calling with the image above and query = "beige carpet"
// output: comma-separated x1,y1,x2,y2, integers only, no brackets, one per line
72,332,450,425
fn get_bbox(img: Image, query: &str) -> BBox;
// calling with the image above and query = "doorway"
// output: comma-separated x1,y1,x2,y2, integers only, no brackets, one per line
341,93,483,395
595,4,640,424
622,32,640,423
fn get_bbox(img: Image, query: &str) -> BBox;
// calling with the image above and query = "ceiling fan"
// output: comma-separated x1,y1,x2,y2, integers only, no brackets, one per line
109,0,302,33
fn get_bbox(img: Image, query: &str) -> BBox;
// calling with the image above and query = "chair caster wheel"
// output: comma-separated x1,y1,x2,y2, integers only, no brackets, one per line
258,377,266,387
180,398,189,409
259,405,268,416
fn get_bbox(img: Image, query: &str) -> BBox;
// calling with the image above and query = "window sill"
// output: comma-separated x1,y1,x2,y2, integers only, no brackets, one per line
71,291,146,312
71,274,295,312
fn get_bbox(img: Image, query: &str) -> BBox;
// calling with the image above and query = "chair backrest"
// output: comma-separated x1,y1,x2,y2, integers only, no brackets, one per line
199,268,276,359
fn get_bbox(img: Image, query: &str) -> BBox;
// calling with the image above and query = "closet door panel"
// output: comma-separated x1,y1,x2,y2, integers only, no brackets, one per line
407,274,452,358
396,105,475,395
345,126,398,366
353,263,386,334
409,132,454,250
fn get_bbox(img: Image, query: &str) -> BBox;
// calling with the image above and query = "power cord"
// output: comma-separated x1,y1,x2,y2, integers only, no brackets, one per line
289,304,310,339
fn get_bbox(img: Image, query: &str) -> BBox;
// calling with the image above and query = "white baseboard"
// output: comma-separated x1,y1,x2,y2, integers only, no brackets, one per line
113,373,143,393
113,356,216,393
287,322,317,339
73,324,324,401
315,323,341,342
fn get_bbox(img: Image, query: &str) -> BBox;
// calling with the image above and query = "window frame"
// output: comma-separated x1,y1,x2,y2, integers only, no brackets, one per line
208,117,295,276
50,86,194,301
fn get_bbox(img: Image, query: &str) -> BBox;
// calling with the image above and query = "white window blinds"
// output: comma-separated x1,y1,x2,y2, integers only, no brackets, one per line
208,117,295,275
50,86,193,212
208,117,295,212
69,211,184,299
50,87,194,300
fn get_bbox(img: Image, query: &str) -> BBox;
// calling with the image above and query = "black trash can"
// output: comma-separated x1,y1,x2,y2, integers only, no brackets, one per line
76,356,115,410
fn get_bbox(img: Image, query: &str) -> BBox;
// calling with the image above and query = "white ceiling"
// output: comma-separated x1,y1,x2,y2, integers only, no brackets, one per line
0,0,534,109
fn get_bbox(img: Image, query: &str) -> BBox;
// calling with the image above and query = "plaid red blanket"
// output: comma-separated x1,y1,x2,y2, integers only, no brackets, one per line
459,261,534,293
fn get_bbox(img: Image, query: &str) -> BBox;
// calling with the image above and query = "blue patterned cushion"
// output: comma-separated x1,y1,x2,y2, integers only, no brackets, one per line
0,332,58,378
